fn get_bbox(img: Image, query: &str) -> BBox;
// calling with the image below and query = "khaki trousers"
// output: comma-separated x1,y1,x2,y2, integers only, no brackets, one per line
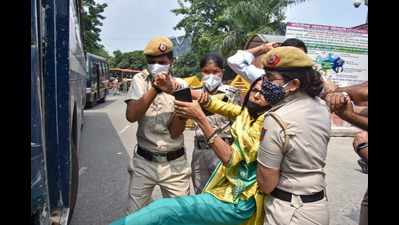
126,151,191,214
264,195,329,225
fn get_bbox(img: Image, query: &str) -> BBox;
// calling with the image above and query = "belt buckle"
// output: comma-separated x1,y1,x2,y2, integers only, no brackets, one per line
290,194,303,208
153,153,168,163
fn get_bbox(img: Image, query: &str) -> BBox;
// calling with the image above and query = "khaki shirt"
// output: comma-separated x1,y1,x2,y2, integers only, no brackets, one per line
257,92,331,195
125,70,185,153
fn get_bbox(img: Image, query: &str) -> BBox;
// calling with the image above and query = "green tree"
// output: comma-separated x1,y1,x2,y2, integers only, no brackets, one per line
172,52,199,77
110,50,147,70
110,50,123,67
126,51,147,70
172,0,306,58
81,0,108,54
92,47,111,61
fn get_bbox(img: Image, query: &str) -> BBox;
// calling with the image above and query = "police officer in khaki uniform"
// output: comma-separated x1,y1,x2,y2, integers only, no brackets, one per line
255,47,331,225
192,84,241,193
190,53,241,194
125,36,190,213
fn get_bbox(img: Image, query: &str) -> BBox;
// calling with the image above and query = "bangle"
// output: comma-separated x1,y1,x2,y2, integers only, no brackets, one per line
207,128,221,144
356,142,368,154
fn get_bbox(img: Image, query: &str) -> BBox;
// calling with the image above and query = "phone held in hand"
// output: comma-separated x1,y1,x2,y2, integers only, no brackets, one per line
173,88,192,102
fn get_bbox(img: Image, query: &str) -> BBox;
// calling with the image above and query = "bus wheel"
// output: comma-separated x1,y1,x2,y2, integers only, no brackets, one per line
99,93,106,103
86,94,96,108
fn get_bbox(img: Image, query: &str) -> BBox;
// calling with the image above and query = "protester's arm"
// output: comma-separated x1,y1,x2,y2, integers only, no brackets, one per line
191,90,242,119
196,115,233,165
227,51,266,84
167,113,187,139
227,42,274,83
257,165,280,194
174,100,232,165
336,99,368,131
334,82,368,104
358,147,368,161
354,106,368,117
205,96,242,120
353,131,368,161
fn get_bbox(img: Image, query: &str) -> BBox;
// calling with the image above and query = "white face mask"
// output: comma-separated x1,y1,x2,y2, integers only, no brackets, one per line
147,64,170,78
202,73,222,93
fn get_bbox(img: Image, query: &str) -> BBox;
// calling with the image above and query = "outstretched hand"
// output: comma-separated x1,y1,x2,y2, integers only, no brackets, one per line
174,100,206,122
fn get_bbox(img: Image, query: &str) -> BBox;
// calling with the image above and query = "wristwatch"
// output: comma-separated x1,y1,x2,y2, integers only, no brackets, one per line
356,142,368,154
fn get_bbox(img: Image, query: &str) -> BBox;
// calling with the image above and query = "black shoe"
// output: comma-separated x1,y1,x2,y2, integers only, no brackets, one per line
357,159,368,174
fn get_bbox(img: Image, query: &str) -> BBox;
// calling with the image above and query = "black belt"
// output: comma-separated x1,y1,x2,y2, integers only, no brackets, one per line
137,146,185,163
271,188,324,203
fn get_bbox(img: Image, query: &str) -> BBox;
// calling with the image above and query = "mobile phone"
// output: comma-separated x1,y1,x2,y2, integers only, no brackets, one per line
173,88,192,102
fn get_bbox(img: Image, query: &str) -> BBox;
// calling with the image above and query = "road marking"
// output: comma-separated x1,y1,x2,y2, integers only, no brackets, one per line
119,124,132,134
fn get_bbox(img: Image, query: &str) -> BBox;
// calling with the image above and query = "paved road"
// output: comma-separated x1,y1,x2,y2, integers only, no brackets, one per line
70,95,367,225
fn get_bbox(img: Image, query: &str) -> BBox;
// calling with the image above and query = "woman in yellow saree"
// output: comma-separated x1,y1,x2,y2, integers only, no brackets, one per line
110,76,270,225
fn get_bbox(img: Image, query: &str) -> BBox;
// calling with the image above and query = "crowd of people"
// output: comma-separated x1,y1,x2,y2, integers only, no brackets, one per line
108,77,130,96
109,35,368,225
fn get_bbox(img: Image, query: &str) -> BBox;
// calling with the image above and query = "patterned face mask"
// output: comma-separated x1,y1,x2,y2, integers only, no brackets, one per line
260,79,289,106
202,74,222,93
147,63,170,78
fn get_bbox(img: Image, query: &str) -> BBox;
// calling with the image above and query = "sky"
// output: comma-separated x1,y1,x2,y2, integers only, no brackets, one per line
96,0,368,54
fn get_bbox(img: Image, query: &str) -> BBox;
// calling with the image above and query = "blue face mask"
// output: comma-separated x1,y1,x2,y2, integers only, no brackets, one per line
260,80,289,106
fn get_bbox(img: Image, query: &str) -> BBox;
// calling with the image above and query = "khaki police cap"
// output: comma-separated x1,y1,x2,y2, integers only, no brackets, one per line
143,36,173,56
260,46,314,70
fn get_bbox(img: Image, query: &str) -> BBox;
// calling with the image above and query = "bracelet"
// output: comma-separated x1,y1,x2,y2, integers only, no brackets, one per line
356,142,368,154
207,128,221,144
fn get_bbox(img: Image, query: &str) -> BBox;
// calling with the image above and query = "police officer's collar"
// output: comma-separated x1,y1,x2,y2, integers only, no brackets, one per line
142,69,152,81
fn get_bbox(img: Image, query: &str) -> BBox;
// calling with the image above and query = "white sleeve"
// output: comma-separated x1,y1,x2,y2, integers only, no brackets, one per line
125,75,146,102
227,50,265,84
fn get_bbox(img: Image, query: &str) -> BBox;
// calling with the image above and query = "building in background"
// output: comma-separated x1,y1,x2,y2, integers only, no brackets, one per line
169,35,192,58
